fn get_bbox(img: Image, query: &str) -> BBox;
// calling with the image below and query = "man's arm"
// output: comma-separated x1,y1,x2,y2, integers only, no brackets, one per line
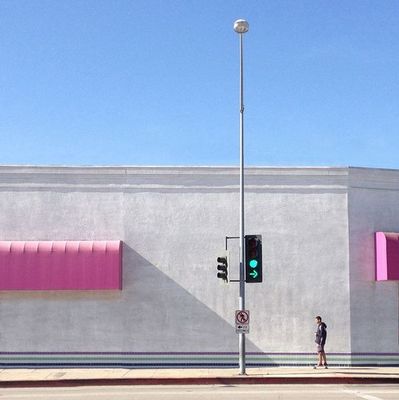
320,325,326,346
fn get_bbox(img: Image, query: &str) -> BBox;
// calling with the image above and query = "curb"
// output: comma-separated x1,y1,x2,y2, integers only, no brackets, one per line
2,376,399,388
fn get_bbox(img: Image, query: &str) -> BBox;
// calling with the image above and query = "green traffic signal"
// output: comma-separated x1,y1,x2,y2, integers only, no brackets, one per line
245,235,262,283
249,259,258,268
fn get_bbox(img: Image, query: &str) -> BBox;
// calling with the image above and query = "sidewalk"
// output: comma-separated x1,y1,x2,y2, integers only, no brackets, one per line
1,367,399,387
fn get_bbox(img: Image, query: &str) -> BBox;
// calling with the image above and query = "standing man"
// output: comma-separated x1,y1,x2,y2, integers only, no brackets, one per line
314,316,328,368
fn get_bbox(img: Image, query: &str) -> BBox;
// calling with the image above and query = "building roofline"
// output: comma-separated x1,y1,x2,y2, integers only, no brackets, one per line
0,165,398,192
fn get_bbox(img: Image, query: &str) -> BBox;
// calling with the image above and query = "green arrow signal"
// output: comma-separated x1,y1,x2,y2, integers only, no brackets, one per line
249,270,258,279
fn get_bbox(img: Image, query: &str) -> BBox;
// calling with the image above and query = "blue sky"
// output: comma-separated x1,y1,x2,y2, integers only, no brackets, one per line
1,0,399,168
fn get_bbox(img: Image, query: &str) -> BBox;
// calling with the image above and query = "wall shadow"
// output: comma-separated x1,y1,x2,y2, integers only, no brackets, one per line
120,244,262,353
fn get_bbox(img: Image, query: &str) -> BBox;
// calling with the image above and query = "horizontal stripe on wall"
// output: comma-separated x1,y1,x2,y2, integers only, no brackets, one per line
1,352,399,368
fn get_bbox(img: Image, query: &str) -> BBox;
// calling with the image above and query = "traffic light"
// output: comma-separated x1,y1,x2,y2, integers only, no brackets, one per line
217,252,229,283
245,235,262,283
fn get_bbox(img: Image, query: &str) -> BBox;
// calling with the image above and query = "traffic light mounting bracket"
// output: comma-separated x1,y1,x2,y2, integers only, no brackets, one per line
224,236,240,282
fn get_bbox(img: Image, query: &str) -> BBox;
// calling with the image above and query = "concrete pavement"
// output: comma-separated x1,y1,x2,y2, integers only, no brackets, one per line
3,384,399,400
1,367,399,387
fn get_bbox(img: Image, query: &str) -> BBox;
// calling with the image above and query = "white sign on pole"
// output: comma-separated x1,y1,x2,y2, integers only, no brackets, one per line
235,310,250,334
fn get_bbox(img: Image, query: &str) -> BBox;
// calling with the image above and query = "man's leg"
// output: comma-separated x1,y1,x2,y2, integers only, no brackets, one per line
322,351,327,366
318,351,323,366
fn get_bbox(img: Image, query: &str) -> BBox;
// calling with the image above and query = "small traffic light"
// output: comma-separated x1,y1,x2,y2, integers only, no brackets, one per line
217,252,229,283
245,235,262,283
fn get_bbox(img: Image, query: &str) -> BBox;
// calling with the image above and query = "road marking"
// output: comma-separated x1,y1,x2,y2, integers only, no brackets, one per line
342,389,384,400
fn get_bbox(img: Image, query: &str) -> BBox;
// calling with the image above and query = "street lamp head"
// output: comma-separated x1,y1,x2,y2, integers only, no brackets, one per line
233,19,249,34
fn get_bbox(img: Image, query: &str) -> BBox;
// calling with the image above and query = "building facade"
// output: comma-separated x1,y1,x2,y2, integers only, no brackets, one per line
0,165,398,367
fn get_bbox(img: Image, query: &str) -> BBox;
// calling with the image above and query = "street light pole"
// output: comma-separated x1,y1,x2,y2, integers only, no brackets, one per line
233,18,249,376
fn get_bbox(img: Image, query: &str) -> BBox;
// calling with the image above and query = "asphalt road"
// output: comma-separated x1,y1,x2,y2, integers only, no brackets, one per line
1,384,399,400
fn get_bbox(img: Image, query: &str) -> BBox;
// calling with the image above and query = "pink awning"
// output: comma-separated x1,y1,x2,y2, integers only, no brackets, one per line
375,232,399,281
0,241,122,290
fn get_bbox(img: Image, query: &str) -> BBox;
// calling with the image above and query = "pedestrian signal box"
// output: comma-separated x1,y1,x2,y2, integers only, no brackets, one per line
245,235,262,283
217,252,229,283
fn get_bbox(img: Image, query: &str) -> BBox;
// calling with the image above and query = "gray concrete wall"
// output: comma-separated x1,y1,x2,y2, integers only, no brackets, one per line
348,168,399,353
0,166,351,358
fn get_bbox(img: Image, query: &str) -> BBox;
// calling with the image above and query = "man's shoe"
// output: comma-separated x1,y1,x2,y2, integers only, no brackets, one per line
324,365,328,369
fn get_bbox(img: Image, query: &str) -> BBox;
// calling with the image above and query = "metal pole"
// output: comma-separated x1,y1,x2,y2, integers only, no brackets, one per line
238,31,246,376
233,17,248,376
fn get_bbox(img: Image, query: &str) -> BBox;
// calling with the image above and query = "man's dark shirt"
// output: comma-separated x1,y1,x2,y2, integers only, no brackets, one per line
315,322,327,346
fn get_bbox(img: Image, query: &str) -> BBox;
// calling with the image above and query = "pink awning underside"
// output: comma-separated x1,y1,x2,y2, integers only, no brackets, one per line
0,241,122,290
375,232,399,281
